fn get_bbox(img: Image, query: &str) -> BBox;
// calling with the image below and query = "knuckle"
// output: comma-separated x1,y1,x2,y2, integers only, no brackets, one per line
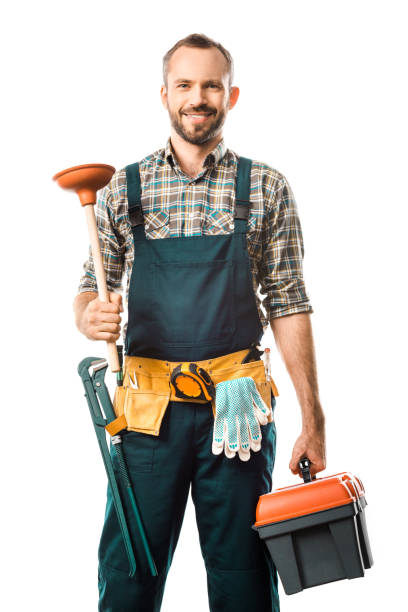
89,300,98,313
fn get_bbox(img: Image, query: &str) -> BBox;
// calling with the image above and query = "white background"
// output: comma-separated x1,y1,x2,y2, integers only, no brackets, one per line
1,1,407,610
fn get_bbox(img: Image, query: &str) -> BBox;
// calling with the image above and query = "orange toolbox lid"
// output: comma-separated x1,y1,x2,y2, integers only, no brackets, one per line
254,472,365,528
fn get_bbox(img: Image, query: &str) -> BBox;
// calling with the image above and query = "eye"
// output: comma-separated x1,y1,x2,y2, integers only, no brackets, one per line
177,83,189,89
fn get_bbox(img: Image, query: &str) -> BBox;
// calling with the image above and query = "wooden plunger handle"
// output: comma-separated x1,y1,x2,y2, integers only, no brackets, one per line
52,163,119,373
84,205,121,372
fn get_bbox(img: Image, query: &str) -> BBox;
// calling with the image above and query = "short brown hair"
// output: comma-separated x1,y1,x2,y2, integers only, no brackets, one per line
163,33,234,88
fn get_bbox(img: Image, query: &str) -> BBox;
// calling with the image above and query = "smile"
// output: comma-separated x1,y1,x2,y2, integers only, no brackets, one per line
183,113,213,123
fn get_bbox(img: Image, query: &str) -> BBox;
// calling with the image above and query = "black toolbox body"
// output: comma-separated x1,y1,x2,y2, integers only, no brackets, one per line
253,469,373,595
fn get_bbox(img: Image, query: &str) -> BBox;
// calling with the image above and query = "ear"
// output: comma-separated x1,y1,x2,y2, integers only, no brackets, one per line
228,86,240,110
160,84,168,108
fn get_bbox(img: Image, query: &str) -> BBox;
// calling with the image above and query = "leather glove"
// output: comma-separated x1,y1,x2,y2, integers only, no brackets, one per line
212,376,271,461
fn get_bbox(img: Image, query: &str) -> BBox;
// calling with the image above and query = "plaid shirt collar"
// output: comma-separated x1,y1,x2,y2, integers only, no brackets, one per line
164,137,228,170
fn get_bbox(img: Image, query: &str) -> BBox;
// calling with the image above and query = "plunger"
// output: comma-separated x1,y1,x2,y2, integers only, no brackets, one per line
53,163,120,374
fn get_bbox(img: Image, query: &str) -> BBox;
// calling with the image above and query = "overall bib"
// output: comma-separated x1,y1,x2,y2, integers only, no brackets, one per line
98,158,279,611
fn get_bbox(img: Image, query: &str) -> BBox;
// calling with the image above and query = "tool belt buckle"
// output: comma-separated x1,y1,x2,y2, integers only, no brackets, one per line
170,362,215,402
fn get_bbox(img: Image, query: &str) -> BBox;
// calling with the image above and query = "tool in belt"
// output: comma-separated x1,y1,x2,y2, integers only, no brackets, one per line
170,363,215,401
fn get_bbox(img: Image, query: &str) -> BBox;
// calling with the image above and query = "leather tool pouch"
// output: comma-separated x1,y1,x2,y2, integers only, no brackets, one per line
113,368,171,436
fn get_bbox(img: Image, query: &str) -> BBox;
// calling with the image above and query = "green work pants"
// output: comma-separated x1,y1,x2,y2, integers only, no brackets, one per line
98,399,279,611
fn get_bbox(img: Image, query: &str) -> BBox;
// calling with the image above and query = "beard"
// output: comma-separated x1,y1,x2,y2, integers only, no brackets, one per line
167,103,227,145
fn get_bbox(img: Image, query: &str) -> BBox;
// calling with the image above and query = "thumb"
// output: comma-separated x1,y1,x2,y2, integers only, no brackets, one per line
289,446,304,476
109,292,124,312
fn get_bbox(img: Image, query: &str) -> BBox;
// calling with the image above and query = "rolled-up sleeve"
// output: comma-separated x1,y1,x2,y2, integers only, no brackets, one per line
259,174,313,319
78,180,125,294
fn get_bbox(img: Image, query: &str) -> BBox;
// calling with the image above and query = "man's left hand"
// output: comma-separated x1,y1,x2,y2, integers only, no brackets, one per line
289,426,326,478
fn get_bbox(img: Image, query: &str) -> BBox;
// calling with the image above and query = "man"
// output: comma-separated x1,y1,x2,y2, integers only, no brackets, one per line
74,33,326,612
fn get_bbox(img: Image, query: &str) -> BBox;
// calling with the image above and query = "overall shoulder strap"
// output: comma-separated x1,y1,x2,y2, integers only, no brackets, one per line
235,156,252,220
125,162,143,227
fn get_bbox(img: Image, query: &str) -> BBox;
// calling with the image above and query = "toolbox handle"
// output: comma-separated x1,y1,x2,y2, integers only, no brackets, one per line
299,457,317,483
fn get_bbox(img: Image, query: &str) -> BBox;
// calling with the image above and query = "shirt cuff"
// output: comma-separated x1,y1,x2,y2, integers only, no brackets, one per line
78,271,97,294
269,302,314,319
78,278,123,295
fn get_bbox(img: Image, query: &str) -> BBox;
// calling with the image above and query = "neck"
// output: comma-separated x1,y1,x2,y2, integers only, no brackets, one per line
169,130,223,177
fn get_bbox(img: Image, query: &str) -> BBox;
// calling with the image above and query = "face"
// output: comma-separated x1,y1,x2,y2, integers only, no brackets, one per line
161,46,239,145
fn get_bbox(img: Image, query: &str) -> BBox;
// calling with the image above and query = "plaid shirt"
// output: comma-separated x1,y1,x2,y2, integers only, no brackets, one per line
79,138,313,334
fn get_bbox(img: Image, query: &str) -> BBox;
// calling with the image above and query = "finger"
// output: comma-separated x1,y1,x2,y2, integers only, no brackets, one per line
212,416,226,453
253,404,269,426
88,297,122,314
291,447,326,476
225,446,236,459
109,292,124,312
91,331,121,342
289,457,324,478
246,412,262,451
239,414,250,453
289,461,303,477
93,322,121,334
98,301,122,314
99,312,122,323
94,314,121,327
289,452,303,475
251,390,270,423
224,420,236,459
309,459,327,476
212,442,224,456
90,314,121,327
88,304,122,319
227,415,239,453
237,419,250,461
238,446,251,461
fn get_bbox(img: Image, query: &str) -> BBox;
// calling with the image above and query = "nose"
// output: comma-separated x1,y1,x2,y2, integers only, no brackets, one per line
188,84,208,108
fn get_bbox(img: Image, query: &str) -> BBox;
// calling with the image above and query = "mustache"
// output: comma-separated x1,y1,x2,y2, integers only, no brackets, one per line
181,106,216,115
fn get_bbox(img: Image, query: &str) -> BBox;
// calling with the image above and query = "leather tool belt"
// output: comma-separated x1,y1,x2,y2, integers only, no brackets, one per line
109,348,279,437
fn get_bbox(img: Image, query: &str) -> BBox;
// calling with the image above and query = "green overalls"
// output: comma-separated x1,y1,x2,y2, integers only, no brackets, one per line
98,157,279,611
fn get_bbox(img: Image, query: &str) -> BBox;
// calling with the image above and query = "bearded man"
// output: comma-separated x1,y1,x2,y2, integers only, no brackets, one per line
74,32,326,612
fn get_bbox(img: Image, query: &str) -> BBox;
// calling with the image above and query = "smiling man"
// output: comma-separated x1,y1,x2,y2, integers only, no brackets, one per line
163,48,233,148
75,33,326,612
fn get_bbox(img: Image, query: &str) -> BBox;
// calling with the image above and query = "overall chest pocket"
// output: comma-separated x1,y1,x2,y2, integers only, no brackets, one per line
150,258,236,346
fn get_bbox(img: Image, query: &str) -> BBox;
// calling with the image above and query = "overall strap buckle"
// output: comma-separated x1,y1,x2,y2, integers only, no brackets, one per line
126,162,144,227
234,156,252,223
129,206,143,227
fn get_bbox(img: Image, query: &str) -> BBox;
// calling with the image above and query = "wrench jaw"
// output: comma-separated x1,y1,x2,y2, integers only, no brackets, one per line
90,358,108,375
78,356,105,378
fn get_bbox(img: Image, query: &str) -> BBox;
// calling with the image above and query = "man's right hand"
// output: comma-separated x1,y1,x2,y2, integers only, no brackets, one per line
74,291,123,341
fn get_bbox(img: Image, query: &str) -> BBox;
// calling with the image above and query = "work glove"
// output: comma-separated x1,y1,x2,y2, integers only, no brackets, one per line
212,376,271,461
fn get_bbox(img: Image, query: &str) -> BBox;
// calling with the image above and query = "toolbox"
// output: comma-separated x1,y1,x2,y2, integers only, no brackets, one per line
253,459,373,594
